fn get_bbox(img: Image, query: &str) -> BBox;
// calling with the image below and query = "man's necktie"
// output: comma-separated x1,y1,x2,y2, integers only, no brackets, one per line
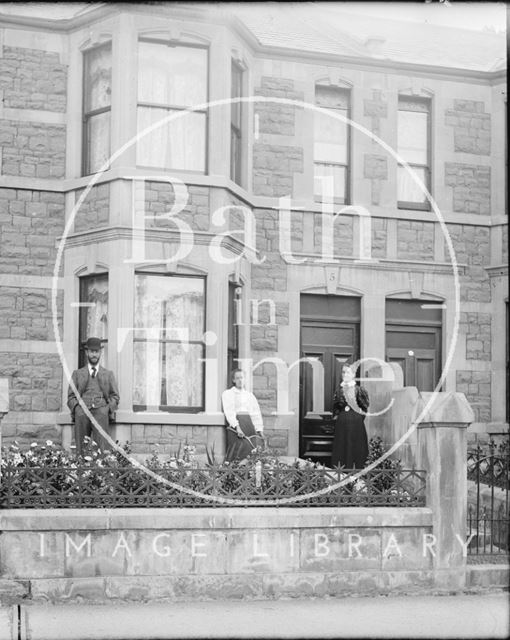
91,367,97,378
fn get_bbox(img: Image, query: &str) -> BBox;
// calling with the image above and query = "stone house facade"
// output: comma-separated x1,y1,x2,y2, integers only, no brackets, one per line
0,3,507,458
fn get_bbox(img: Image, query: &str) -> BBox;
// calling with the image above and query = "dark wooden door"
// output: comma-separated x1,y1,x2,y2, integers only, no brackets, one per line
386,345,439,391
299,295,360,464
385,300,442,391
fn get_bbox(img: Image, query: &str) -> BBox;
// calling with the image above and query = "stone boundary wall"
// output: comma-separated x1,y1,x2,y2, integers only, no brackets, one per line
58,422,290,458
0,507,438,602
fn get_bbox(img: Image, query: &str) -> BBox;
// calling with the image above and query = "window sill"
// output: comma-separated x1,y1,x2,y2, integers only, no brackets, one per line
397,202,431,212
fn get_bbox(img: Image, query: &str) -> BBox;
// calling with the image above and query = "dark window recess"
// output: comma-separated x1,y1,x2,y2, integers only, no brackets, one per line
78,274,109,368
230,61,243,185
227,282,240,383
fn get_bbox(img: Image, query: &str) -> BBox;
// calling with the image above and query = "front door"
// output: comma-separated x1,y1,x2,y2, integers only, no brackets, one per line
299,295,360,464
385,299,442,391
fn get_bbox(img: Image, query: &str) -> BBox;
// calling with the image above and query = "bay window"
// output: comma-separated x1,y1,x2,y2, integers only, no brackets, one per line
397,97,431,210
230,61,243,185
227,282,240,380
82,43,112,175
136,39,208,172
79,274,109,367
133,273,206,412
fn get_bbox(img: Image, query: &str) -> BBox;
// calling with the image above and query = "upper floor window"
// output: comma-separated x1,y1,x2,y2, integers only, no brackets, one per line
314,85,350,204
398,97,431,210
136,40,208,172
230,61,243,185
82,43,112,175
133,273,206,412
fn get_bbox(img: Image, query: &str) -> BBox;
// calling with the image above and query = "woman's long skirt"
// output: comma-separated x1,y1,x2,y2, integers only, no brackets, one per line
225,413,262,462
331,408,369,469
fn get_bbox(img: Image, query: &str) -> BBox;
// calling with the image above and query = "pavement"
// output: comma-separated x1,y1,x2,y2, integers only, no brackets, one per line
0,592,508,640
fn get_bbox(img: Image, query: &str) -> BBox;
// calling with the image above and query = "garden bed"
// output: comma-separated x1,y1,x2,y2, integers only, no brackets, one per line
0,439,426,508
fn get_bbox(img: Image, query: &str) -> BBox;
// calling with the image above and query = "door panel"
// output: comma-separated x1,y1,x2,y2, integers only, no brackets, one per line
416,356,435,392
386,327,441,390
301,352,324,416
302,326,355,347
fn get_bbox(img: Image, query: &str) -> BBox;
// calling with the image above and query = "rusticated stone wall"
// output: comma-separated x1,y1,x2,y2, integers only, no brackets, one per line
447,224,490,302
126,424,224,456
312,213,353,256
397,220,434,261
0,46,67,112
456,370,491,422
364,154,387,206
143,182,210,231
445,163,490,215
0,351,62,437
364,89,388,138
0,42,67,446
459,312,491,361
73,184,110,233
253,77,304,197
0,188,64,275
371,217,387,258
445,99,490,156
0,120,66,178
0,288,62,342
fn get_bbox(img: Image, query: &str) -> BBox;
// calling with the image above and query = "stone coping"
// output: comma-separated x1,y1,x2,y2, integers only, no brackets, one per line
0,507,432,531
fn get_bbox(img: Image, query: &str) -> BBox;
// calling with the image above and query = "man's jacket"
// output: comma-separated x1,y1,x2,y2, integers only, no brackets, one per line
67,365,120,421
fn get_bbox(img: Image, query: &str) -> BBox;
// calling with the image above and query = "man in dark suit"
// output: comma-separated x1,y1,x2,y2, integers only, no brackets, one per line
67,337,120,456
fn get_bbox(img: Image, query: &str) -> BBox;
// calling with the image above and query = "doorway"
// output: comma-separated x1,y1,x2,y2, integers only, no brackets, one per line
299,294,360,464
385,299,442,391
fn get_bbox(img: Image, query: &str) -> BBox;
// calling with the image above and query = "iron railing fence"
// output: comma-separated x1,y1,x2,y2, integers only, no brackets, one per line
0,464,426,508
467,439,510,557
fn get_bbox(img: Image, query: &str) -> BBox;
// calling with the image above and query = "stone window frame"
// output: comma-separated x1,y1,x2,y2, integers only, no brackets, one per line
78,272,109,369
227,279,241,383
132,270,208,414
230,57,245,187
135,35,210,175
313,83,352,206
397,94,432,212
112,257,237,425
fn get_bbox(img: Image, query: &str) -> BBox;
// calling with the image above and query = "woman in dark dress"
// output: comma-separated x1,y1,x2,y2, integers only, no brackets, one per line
331,363,370,469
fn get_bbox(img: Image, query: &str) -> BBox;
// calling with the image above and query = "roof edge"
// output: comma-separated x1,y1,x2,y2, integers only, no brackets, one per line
0,2,506,79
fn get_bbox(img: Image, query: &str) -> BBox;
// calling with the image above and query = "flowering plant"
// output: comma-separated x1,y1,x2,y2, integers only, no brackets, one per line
0,437,416,507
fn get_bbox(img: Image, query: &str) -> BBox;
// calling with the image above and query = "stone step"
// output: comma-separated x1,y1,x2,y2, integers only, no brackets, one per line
466,564,510,589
